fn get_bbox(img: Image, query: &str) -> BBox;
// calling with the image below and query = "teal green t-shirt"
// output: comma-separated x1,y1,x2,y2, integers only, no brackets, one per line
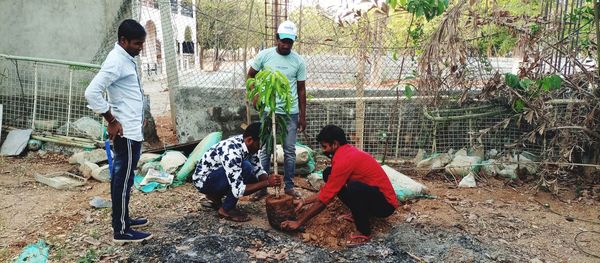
250,47,306,114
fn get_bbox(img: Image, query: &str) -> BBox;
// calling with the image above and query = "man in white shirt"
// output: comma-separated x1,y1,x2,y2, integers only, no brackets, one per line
84,19,151,243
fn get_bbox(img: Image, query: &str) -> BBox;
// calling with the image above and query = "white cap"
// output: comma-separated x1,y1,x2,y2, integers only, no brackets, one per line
277,21,297,41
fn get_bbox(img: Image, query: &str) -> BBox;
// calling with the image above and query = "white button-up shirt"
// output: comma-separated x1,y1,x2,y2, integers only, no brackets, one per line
84,43,145,142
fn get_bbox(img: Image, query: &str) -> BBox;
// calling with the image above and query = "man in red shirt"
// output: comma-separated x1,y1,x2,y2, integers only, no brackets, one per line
281,125,398,247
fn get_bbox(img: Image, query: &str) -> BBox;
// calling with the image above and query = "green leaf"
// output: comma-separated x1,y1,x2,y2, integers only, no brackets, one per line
513,99,525,112
392,50,398,61
537,74,562,92
505,73,521,89
404,85,414,99
519,78,534,90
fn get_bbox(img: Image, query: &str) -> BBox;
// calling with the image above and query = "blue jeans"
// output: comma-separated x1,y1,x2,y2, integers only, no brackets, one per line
197,160,259,211
260,113,298,190
111,136,141,235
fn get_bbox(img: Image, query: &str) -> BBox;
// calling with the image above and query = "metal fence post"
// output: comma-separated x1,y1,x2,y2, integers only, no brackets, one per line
66,68,73,136
158,0,180,128
32,62,38,130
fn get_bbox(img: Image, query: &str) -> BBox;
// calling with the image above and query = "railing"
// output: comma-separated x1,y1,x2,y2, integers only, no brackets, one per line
0,54,103,139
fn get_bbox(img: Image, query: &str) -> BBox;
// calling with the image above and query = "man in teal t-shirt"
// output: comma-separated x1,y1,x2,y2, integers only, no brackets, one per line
247,20,307,198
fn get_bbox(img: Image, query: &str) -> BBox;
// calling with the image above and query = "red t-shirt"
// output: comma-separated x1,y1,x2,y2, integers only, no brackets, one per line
318,144,399,208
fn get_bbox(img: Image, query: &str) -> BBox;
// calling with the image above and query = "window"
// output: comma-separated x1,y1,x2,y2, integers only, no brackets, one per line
181,0,193,17
170,0,178,14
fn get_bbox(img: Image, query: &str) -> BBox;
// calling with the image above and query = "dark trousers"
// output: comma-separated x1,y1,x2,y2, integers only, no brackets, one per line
111,136,141,235
323,167,395,235
198,160,259,211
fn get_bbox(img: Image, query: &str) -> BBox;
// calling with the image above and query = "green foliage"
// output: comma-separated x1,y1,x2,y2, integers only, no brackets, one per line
504,73,563,112
246,68,293,154
404,84,415,99
195,0,264,49
77,249,98,263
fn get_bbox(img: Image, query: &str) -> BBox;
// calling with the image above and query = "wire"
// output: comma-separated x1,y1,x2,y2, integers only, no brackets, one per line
574,231,600,259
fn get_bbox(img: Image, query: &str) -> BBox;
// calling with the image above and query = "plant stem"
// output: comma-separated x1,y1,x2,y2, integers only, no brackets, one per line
595,0,600,79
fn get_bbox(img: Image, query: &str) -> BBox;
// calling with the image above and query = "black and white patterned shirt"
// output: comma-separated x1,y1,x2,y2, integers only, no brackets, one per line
192,135,267,198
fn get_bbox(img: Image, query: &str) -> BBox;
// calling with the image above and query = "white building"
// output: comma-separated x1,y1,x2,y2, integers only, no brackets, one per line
139,0,198,77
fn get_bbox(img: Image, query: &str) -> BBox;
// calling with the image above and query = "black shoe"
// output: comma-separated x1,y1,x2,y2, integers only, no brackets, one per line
113,229,152,244
130,217,149,227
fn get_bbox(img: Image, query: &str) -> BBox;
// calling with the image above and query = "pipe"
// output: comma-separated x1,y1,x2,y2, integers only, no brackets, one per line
0,54,100,69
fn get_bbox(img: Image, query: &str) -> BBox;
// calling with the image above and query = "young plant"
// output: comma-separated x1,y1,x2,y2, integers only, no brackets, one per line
246,67,293,188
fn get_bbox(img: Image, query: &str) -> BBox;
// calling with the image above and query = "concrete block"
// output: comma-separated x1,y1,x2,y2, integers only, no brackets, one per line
69,149,109,164
79,161,99,179
91,165,110,183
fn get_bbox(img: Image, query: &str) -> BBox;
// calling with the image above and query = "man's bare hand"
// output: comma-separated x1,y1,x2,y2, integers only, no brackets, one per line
281,220,301,231
293,199,304,213
107,121,123,141
267,174,283,187
298,116,307,132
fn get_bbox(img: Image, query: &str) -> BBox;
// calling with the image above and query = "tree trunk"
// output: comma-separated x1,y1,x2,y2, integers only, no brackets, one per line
199,46,205,70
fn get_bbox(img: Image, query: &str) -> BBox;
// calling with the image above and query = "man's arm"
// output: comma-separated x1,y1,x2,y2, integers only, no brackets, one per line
84,59,123,140
297,80,306,132
243,174,282,195
280,199,326,231
247,67,260,107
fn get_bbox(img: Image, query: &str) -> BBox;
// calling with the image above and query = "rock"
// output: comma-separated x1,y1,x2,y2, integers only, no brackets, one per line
69,149,109,165
275,145,311,165
89,196,111,208
417,152,452,170
160,151,187,174
413,149,425,164
139,153,162,167
79,162,99,179
445,154,482,177
71,117,103,139
91,165,110,183
307,173,324,190
458,172,477,188
141,161,161,176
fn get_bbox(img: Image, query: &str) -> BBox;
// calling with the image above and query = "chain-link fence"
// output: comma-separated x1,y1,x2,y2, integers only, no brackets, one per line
138,0,532,161
0,55,103,138
1,0,594,165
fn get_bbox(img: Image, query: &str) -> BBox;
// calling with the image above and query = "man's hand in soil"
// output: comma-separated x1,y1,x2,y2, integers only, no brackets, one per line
280,220,301,231
293,199,305,213
267,174,283,187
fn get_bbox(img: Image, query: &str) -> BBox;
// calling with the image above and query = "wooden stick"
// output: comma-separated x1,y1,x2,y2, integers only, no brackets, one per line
272,112,279,196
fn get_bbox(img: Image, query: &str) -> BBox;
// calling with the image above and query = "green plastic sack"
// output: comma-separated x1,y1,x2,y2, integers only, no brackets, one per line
173,132,222,186
15,240,49,263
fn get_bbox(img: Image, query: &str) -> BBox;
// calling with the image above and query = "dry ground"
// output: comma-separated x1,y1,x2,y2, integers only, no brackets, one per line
1,151,599,262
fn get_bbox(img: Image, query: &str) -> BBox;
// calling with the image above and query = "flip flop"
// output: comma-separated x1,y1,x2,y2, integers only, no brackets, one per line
336,213,354,223
201,200,221,210
346,234,371,247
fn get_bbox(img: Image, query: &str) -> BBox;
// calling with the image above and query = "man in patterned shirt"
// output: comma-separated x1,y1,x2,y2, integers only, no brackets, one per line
192,122,283,222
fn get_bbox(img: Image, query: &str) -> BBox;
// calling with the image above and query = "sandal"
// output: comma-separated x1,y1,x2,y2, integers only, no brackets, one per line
201,200,221,210
201,194,223,210
218,208,251,222
346,234,371,247
336,213,354,223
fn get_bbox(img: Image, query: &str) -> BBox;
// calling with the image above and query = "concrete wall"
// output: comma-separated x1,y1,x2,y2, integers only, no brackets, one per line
0,0,127,63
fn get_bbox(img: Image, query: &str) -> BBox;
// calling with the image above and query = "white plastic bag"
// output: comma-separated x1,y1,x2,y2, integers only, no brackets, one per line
382,165,428,201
